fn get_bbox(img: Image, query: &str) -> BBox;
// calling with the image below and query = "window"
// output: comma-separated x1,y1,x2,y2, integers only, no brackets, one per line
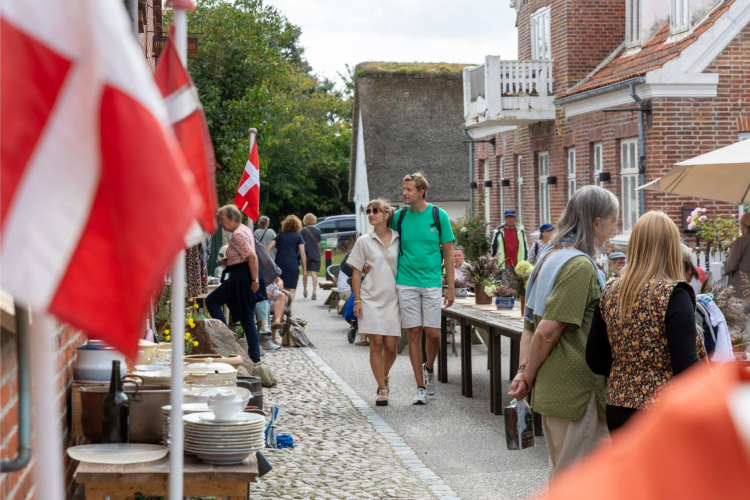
336,218,356,232
593,142,603,187
316,220,337,233
483,160,491,226
538,152,550,225
626,0,641,47
499,156,505,216
620,138,639,232
567,147,576,200
671,0,690,34
530,7,551,59
517,155,524,225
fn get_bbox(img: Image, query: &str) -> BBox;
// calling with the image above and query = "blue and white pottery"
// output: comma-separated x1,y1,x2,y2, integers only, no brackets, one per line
495,297,515,310
455,288,468,299
74,344,127,382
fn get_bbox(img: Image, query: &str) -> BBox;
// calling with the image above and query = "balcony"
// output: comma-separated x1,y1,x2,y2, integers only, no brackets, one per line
463,57,555,135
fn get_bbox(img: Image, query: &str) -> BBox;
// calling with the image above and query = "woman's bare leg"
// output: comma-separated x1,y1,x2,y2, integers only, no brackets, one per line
382,336,398,380
369,335,386,391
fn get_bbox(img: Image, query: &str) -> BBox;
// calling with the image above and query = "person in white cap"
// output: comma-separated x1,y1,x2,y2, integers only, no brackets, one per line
214,245,228,279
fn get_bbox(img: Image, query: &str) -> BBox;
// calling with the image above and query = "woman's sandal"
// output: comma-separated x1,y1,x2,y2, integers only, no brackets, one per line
376,389,389,407
376,376,390,395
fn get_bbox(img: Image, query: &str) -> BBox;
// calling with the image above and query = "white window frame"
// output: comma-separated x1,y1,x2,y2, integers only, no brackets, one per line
538,152,550,225
530,7,552,60
517,155,524,226
620,138,639,233
483,160,491,227
626,0,641,47
593,142,603,187
671,0,690,35
567,147,576,200
499,156,505,216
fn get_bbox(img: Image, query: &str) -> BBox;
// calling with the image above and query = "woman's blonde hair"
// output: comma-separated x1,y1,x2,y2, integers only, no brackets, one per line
367,198,395,227
281,215,302,233
618,211,683,319
303,213,317,226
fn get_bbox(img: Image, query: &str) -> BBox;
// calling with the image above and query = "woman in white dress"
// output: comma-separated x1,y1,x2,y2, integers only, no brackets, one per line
348,199,401,407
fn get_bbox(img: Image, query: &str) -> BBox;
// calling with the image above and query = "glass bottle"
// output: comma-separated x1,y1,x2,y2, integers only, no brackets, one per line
101,360,129,443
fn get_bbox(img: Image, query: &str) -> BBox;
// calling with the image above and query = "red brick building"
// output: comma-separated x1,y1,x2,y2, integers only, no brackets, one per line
466,0,748,249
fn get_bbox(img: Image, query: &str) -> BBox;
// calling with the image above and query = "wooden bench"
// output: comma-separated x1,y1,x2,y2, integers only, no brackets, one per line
74,454,258,500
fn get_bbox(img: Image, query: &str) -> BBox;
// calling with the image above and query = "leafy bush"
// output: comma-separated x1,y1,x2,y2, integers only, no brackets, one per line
450,210,490,261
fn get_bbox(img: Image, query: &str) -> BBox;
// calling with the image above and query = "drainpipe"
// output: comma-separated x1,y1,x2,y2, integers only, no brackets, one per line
0,306,32,473
462,127,475,217
629,83,646,217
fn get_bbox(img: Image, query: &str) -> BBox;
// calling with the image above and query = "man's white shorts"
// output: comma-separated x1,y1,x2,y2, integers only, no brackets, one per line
397,285,443,329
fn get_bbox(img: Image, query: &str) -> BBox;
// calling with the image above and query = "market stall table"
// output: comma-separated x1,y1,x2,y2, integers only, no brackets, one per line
439,298,543,435
73,454,258,499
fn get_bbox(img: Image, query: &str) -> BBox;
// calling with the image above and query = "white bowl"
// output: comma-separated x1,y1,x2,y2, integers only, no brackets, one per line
206,392,245,421
201,387,251,408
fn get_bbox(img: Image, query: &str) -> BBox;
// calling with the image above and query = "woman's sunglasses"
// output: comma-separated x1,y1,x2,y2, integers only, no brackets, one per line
366,207,380,215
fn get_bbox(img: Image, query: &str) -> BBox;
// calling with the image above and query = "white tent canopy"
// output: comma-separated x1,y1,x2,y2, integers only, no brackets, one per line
640,138,750,205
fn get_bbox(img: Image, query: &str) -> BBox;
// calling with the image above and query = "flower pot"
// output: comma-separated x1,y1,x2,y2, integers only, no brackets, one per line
474,284,492,305
455,287,468,299
495,297,515,310
520,296,525,315
74,345,127,382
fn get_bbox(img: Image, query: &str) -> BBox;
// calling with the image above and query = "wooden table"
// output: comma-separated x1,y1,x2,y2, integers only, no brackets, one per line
74,454,258,499
439,299,523,416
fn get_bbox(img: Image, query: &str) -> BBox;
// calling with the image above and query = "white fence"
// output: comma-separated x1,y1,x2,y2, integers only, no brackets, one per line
690,249,729,289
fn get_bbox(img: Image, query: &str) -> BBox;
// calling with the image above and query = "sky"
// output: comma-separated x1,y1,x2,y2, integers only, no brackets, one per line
264,0,519,85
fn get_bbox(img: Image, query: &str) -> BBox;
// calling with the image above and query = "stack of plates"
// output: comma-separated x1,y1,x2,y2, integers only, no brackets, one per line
161,403,210,445
183,412,265,465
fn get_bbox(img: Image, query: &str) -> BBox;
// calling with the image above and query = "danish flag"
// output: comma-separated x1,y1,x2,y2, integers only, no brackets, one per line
154,25,218,236
0,0,202,358
234,135,260,221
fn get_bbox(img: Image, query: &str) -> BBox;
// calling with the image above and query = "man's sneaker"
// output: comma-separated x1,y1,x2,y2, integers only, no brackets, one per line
261,339,280,351
423,363,436,395
412,387,427,405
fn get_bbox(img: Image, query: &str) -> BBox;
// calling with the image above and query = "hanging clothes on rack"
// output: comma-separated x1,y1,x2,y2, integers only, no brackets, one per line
185,244,206,299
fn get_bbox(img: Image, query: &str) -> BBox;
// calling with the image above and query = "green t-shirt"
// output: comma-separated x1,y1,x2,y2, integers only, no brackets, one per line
391,204,455,287
527,256,607,421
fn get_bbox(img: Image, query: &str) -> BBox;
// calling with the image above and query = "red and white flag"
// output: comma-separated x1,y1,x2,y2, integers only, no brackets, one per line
0,0,202,358
154,25,218,236
233,134,260,221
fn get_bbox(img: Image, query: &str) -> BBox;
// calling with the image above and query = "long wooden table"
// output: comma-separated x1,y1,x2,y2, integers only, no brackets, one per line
438,300,523,416
74,454,258,499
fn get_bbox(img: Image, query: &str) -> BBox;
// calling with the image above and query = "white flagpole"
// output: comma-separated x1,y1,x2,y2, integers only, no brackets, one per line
169,8,189,500
29,312,65,500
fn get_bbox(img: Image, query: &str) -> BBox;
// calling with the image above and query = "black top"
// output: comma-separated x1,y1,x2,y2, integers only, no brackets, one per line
587,285,700,379
219,263,266,324
274,232,305,265
301,226,322,260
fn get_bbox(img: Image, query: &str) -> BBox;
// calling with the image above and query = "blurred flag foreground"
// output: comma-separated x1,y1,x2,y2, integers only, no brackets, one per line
0,0,203,358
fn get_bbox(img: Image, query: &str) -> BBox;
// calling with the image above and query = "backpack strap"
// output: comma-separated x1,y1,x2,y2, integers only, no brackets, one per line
432,205,442,242
397,208,408,256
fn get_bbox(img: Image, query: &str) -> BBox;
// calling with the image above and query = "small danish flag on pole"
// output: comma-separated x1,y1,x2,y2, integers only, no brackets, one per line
233,128,260,221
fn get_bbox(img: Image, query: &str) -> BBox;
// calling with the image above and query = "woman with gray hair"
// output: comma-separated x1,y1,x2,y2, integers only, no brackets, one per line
508,185,618,476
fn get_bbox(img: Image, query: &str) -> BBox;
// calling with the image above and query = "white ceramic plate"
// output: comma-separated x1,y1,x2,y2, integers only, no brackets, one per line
184,412,264,426
161,403,210,413
67,444,168,464
194,450,257,465
185,442,264,452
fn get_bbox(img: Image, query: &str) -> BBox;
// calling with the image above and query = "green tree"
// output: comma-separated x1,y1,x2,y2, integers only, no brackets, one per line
186,0,352,226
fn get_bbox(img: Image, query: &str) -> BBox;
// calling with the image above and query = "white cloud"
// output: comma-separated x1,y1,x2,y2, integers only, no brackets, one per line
264,0,518,83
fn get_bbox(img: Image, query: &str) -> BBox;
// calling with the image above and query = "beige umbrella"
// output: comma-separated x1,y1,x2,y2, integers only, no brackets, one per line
640,139,750,204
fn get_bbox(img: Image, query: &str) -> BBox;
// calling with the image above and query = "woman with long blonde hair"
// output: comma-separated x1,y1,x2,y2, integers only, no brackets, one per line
347,199,401,407
586,211,707,433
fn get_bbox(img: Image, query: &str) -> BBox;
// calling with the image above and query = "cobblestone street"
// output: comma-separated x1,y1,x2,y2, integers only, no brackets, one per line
253,345,459,499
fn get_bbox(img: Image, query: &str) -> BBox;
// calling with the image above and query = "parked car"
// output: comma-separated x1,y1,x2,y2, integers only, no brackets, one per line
315,215,357,250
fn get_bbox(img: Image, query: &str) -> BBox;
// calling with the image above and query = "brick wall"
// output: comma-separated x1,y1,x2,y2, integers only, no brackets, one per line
1,323,85,500
475,9,748,251
517,0,626,93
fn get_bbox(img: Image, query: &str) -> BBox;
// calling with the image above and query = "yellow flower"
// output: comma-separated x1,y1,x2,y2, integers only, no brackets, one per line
185,333,190,340
165,335,171,341
193,341,199,347
164,329,170,335
194,303,199,309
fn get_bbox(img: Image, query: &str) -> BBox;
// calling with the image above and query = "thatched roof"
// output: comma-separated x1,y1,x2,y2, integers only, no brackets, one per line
349,61,472,204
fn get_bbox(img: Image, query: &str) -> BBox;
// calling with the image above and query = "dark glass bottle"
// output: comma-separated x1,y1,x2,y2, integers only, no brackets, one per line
101,360,129,443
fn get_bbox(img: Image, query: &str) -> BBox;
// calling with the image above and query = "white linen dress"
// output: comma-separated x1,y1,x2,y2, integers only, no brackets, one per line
346,230,401,336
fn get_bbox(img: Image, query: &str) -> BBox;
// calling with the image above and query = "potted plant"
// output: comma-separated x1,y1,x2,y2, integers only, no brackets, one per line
454,276,469,299
731,333,748,360
506,260,534,314
492,284,516,310
465,255,500,305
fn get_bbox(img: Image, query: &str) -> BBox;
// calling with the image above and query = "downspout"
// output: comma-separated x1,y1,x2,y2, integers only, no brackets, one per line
629,83,646,217
0,306,32,473
461,127,474,217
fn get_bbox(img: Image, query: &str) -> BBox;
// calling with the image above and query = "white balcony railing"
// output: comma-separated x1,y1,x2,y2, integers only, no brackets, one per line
464,57,555,130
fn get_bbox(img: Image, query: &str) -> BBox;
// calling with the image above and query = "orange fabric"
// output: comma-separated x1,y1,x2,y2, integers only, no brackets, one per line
539,363,750,500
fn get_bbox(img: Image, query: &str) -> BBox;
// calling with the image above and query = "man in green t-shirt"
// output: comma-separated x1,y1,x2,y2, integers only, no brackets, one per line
392,172,455,405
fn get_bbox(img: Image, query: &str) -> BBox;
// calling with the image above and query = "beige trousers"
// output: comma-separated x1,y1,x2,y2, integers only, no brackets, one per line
541,391,610,477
